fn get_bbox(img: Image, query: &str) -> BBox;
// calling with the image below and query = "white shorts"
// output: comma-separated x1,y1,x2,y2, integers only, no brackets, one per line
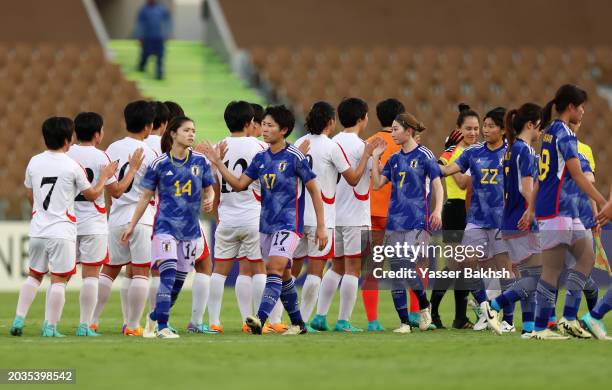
29,237,77,276
293,226,334,260
152,234,199,273
503,232,540,264
565,228,594,269
538,217,585,251
461,223,508,260
108,223,152,268
214,225,262,262
383,230,430,261
334,226,370,259
260,230,301,268
76,234,108,266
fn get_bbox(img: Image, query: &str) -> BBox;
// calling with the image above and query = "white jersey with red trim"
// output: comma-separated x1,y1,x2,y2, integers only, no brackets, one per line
295,133,350,228
332,132,372,226
105,137,158,227
67,144,117,235
25,151,91,241
144,134,162,155
217,136,264,228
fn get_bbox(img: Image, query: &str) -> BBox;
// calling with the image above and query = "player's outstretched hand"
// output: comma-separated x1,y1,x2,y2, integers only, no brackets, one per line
315,225,328,251
444,129,464,150
597,200,612,225
372,138,387,160
216,140,228,160
298,139,310,155
517,208,534,231
195,141,220,164
128,147,145,172
364,137,383,156
429,211,442,231
120,224,134,245
100,160,119,180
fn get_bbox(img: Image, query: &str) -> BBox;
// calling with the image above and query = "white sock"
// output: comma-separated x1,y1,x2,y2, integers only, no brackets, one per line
251,273,266,316
235,275,253,322
339,275,359,321
45,283,66,326
191,273,210,324
316,270,342,316
120,276,132,325
269,299,283,324
79,277,98,324
126,275,148,329
300,274,321,322
16,276,41,318
208,273,227,326
92,274,113,325
148,276,160,313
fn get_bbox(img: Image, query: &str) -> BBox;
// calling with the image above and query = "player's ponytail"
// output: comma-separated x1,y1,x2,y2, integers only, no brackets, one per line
161,116,193,154
305,101,335,135
505,103,542,145
395,113,426,134
541,84,588,130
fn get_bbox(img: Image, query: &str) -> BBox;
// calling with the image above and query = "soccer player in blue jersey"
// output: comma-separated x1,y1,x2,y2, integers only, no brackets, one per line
581,287,612,340
370,112,443,333
480,103,542,336
121,116,215,338
200,105,326,335
527,84,608,340
440,107,510,334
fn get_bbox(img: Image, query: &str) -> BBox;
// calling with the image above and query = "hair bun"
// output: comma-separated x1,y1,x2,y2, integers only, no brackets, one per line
458,103,471,112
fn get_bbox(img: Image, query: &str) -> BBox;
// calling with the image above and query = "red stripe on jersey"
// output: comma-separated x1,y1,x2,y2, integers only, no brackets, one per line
31,210,36,216
321,191,335,204
93,201,106,214
295,180,299,234
336,142,352,166
66,211,76,222
252,189,261,202
353,189,369,201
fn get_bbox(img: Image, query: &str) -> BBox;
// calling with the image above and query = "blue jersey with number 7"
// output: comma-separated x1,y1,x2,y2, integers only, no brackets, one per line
142,150,215,240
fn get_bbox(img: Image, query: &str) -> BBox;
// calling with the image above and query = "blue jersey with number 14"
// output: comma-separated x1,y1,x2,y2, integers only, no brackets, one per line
142,150,215,240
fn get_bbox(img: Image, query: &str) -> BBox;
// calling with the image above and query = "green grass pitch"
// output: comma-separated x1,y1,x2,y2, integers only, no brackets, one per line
0,289,609,390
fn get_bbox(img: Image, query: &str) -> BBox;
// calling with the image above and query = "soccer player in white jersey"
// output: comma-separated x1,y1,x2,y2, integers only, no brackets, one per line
204,101,267,333
292,100,379,329
91,101,159,336
67,112,144,336
144,101,169,155
310,99,375,332
10,117,116,337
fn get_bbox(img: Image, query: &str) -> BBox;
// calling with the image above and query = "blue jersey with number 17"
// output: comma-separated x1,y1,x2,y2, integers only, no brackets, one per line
535,120,580,220
455,142,507,228
141,150,215,240
244,144,316,235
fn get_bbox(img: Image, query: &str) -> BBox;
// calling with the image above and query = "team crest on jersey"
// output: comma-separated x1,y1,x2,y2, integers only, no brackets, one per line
190,165,200,176
278,161,287,172
162,241,172,253
410,159,418,168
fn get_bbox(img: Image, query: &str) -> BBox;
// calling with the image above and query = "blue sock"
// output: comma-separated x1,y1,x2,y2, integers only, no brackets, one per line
256,274,282,324
500,278,516,324
280,278,303,326
562,269,587,320
468,277,487,304
584,276,599,311
591,288,612,320
170,271,188,307
391,289,409,324
154,260,177,330
534,279,557,331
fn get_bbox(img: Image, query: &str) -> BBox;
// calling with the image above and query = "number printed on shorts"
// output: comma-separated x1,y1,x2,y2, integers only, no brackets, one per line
273,231,290,246
41,176,58,210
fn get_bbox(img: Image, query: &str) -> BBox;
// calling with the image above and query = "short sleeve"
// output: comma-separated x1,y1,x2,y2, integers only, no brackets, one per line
141,164,159,192
74,163,91,193
24,160,32,188
518,147,535,178
424,156,442,179
381,156,393,180
332,143,351,173
201,159,215,188
579,154,593,174
295,155,317,183
244,153,261,180
454,148,471,173
558,132,579,162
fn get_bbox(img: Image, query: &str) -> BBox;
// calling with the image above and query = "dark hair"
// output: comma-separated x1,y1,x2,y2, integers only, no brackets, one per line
337,97,368,128
263,105,295,138
42,117,73,150
251,103,264,124
484,107,507,129
504,103,542,145
74,112,103,142
164,101,185,121
541,84,588,129
305,101,335,135
152,101,170,129
456,103,480,127
395,113,426,133
161,116,193,154
124,100,155,133
376,98,405,127
224,101,255,132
